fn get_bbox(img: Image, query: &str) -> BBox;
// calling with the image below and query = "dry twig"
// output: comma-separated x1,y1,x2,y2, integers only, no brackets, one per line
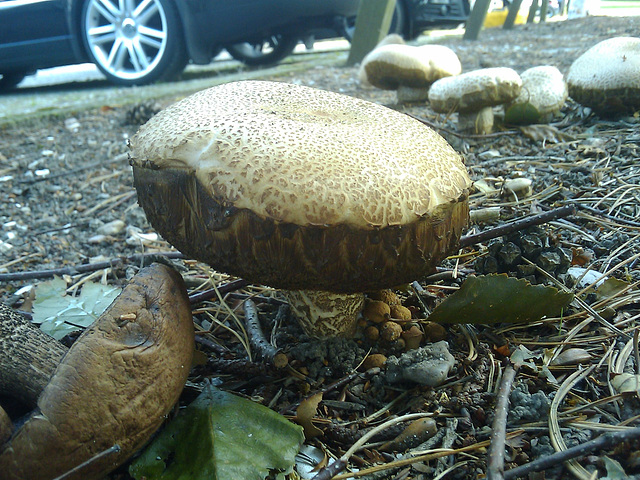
487,364,518,480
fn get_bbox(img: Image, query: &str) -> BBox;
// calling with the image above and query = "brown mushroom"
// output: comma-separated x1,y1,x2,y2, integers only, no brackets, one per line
428,67,522,134
129,80,472,337
0,264,194,480
360,43,462,103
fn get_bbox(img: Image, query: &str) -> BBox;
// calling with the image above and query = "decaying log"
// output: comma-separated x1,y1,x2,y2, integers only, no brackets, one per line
0,303,67,408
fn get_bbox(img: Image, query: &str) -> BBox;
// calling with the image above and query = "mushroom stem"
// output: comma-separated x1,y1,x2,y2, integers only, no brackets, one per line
284,290,365,337
396,85,430,103
458,107,494,134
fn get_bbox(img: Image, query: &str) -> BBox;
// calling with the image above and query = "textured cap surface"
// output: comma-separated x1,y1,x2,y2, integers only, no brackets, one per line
361,44,462,90
130,81,471,292
511,66,568,115
567,36,640,116
130,80,470,229
429,67,522,113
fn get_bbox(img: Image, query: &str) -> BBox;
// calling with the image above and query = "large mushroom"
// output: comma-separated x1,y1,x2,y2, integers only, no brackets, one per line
428,67,522,134
566,36,640,117
129,80,472,337
359,43,462,103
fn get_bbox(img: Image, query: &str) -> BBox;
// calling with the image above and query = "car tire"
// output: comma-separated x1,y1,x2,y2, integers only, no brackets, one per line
225,35,299,67
0,73,27,91
80,0,187,86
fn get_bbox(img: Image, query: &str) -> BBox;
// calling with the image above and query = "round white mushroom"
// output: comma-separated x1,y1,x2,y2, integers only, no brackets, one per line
567,36,640,117
358,33,406,87
428,67,523,134
506,66,568,125
129,80,472,337
360,44,462,103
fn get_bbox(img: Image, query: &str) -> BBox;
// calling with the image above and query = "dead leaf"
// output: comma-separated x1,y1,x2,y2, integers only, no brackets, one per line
296,392,323,439
519,124,572,143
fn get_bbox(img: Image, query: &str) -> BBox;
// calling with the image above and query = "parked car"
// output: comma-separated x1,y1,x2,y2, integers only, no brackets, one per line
0,0,359,88
0,0,470,90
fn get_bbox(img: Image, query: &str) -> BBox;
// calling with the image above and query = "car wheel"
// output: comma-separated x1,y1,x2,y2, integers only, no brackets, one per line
225,35,299,67
80,0,187,86
0,73,27,91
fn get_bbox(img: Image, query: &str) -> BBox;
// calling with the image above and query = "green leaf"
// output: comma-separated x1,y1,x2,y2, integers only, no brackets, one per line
505,102,541,125
129,384,304,480
427,274,574,324
32,277,121,339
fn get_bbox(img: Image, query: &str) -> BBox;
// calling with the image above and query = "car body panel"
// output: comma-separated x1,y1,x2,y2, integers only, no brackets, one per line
0,0,78,72
179,0,359,64
0,0,469,84
403,0,470,37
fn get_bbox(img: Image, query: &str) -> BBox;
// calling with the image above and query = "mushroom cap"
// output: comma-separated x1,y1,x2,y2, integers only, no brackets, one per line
361,44,462,90
130,80,471,293
567,36,640,116
428,67,523,113
506,66,568,123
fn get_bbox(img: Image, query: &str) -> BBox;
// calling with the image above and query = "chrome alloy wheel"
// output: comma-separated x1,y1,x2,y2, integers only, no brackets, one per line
83,0,169,81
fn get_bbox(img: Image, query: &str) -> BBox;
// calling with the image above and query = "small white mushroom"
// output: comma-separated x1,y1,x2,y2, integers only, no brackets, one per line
360,43,462,103
567,36,640,117
129,81,472,337
506,66,568,125
428,67,523,134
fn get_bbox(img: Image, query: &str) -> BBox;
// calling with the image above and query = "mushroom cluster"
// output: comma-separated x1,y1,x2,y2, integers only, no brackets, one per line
359,43,462,103
567,36,640,117
130,80,472,337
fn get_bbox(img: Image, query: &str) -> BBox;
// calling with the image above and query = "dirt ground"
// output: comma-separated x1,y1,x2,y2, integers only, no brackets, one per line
1,14,640,480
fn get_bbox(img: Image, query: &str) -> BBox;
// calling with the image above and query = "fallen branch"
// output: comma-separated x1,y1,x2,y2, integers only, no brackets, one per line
504,426,640,479
459,205,576,248
242,299,288,368
487,364,518,480
0,252,185,282
0,303,67,407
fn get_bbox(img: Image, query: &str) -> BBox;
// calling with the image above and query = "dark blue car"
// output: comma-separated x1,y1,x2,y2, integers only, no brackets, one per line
0,0,469,88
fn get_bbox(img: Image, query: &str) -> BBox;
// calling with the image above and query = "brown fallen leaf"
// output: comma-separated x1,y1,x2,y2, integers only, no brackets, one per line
380,418,437,452
296,392,324,439
0,263,195,480
519,124,573,143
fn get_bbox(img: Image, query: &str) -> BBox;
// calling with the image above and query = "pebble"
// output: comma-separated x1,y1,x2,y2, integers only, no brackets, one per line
88,234,113,244
385,341,455,386
97,219,126,236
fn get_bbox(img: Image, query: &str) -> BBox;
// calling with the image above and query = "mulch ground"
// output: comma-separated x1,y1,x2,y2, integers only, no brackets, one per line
1,14,640,480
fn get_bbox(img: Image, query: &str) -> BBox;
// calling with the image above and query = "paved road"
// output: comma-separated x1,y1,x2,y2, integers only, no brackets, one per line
0,41,349,123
